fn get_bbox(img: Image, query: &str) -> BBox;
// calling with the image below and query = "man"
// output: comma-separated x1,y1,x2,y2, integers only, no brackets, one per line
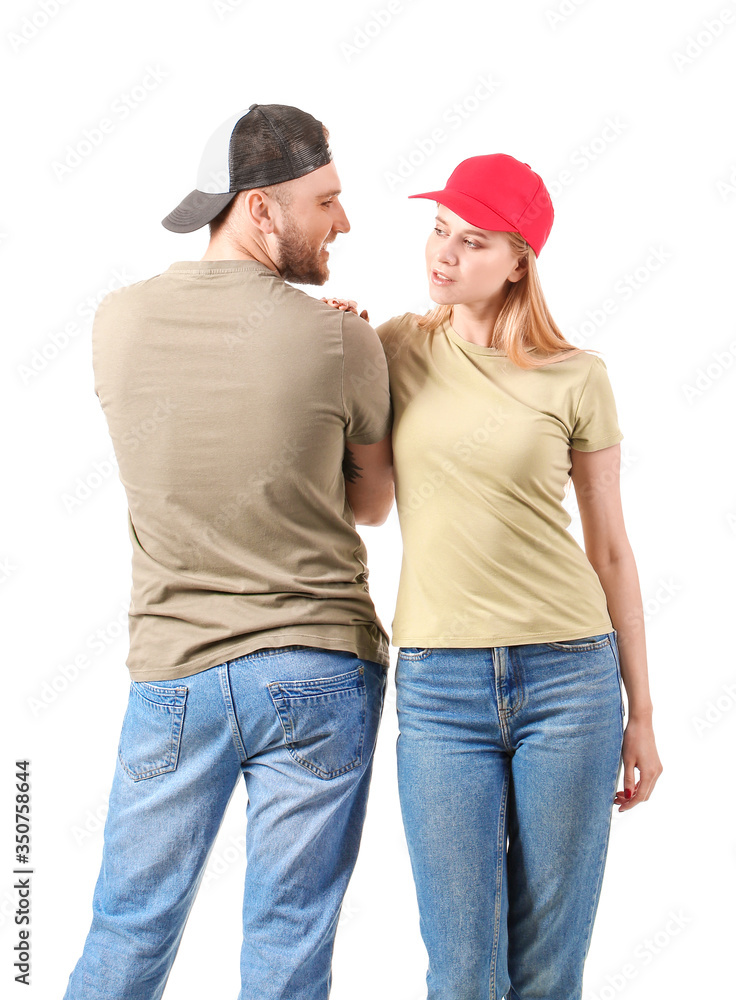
64,104,394,1000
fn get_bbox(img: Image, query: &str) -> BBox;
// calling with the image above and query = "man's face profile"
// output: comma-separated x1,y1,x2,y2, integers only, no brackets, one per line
272,161,350,285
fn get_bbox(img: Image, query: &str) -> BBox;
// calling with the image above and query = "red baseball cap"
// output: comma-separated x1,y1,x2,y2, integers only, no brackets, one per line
409,153,554,257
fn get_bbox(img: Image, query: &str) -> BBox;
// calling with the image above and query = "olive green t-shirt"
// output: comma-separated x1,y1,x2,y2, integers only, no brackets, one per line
375,312,624,648
93,260,392,681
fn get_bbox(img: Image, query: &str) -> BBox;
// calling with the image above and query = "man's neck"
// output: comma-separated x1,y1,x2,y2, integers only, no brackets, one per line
200,238,278,273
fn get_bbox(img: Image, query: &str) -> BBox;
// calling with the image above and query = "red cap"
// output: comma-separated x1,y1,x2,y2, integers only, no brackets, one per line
409,154,554,257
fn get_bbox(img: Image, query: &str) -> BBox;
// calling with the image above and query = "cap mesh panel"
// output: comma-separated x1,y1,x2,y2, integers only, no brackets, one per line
228,104,332,191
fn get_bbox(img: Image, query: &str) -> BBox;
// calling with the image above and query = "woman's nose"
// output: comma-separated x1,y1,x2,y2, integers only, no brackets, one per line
436,243,457,265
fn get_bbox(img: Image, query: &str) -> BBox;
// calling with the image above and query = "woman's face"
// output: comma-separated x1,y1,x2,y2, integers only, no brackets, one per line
425,205,526,310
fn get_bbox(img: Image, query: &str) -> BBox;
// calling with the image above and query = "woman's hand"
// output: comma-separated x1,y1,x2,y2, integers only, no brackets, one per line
613,716,663,812
321,297,370,322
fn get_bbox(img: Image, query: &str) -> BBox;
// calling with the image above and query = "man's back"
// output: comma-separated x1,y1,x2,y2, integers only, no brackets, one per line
93,258,391,681
64,103,394,1000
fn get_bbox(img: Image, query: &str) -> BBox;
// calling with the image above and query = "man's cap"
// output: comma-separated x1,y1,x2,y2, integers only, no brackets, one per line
161,104,332,233
408,153,554,256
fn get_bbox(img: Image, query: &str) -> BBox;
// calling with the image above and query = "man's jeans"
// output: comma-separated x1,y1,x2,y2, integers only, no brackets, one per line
63,646,387,1000
396,632,625,1000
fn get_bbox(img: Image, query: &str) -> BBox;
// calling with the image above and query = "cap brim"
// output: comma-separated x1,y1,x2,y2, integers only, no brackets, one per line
408,188,518,236
161,189,238,233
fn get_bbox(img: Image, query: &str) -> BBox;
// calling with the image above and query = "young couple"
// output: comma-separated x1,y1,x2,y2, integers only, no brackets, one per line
64,104,662,1000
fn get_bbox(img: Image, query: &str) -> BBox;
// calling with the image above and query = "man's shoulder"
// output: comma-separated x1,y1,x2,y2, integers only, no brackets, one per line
94,271,168,319
266,280,358,329
339,305,379,341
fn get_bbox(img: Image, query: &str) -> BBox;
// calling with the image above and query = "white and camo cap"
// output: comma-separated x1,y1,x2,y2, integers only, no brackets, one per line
161,103,332,233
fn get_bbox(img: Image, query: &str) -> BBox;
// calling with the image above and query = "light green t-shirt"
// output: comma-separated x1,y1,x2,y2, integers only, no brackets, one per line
375,312,624,648
93,260,392,681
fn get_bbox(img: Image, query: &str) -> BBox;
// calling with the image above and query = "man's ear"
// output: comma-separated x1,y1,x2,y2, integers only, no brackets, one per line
240,189,278,235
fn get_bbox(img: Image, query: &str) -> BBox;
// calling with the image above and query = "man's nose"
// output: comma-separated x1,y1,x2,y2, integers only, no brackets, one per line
333,200,350,235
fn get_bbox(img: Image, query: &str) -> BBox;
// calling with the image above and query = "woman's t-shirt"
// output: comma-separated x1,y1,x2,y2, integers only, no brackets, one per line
374,313,624,648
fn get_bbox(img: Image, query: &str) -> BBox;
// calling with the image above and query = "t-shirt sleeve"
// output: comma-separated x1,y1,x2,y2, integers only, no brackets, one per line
570,355,624,451
91,287,122,401
341,310,392,444
375,312,411,359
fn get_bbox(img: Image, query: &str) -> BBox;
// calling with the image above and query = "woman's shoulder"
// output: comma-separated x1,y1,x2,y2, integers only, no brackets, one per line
533,347,607,372
374,311,426,345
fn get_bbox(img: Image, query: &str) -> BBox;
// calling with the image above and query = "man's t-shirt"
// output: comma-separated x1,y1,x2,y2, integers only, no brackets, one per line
93,259,392,681
375,312,624,648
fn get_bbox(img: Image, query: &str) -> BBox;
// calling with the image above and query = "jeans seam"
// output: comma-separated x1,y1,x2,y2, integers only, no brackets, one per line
580,758,618,965
217,665,248,762
508,646,526,721
490,766,509,999
609,634,626,721
494,648,513,750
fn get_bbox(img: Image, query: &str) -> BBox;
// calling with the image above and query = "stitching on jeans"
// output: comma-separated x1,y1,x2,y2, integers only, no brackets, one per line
217,665,248,762
507,647,526,720
609,637,626,721
267,668,367,779
397,647,432,660
495,648,513,751
544,636,611,652
490,767,509,998
118,683,188,781
228,645,311,662
580,756,618,961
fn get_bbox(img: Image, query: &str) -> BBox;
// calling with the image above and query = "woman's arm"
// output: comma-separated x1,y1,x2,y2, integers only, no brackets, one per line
570,443,663,812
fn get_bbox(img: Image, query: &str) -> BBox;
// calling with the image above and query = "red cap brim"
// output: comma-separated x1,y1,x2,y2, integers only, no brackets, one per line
408,188,521,236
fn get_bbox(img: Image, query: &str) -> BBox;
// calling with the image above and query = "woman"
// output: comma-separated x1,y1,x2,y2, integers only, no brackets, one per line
328,153,662,1000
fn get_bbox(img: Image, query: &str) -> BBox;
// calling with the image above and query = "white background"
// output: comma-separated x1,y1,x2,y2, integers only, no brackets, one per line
3,0,735,997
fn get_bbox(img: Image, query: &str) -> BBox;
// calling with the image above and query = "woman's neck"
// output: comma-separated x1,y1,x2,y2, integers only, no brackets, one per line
449,302,504,349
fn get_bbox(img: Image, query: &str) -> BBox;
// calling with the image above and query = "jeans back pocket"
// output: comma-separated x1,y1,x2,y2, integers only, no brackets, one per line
268,666,367,779
118,681,188,781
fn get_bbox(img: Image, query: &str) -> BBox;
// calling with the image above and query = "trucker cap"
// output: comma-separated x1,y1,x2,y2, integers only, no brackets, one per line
161,103,332,233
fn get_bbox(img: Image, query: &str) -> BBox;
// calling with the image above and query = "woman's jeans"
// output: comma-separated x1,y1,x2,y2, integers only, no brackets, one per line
63,646,386,1000
396,632,625,1000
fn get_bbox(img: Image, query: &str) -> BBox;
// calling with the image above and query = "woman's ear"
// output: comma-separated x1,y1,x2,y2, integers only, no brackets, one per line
508,254,528,284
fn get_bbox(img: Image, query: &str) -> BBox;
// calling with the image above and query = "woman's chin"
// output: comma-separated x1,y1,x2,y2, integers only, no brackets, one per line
428,288,455,306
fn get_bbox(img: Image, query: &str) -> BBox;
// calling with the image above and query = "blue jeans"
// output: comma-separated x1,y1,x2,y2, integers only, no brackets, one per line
396,632,625,1000
64,646,386,1000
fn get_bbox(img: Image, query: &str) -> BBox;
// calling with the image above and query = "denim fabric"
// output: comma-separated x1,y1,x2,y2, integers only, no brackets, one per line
64,646,386,1000
396,633,625,1000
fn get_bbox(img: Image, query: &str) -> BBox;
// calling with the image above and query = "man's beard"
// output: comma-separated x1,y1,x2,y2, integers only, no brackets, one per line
274,213,331,286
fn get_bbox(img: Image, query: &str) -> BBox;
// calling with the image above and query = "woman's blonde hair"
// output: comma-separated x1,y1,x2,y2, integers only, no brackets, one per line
416,230,596,369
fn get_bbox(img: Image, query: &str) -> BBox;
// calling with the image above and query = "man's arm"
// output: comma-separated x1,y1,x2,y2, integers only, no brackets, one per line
343,432,394,526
